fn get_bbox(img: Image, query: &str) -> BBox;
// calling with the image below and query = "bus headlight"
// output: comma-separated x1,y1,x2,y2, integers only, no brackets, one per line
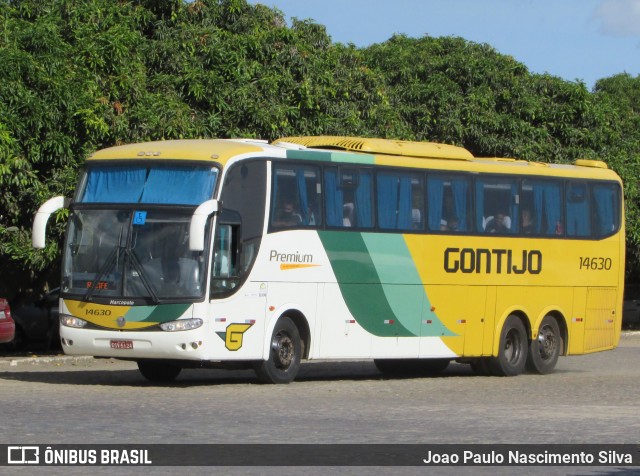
60,314,88,328
160,318,203,332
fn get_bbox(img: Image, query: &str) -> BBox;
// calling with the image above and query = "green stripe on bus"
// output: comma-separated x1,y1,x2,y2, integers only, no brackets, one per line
123,306,154,322
361,234,454,337
318,231,415,337
286,149,375,165
139,303,191,323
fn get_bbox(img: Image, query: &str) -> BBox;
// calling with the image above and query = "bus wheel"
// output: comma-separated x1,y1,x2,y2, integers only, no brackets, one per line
488,315,528,376
254,317,301,384
137,361,182,382
526,315,562,374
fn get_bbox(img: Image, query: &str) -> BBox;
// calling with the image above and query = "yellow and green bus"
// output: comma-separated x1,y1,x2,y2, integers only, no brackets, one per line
32,136,624,383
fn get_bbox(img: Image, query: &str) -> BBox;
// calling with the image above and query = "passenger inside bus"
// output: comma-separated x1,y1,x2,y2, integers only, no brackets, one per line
343,203,354,227
273,199,302,227
521,208,535,234
484,212,511,233
440,215,460,232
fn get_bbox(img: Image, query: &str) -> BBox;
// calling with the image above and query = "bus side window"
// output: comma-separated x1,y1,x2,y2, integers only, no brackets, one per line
271,165,322,228
211,224,239,294
324,167,373,229
377,171,424,231
475,177,517,233
592,183,620,237
427,175,470,232
524,180,562,235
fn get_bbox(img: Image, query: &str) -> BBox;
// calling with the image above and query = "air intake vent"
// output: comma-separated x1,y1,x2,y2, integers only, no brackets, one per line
274,136,473,160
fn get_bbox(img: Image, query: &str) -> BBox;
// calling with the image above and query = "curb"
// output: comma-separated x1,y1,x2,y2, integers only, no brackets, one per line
0,354,94,367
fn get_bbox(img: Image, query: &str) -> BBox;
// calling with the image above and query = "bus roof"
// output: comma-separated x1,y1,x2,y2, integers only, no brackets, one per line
86,137,620,182
86,139,274,164
274,136,620,182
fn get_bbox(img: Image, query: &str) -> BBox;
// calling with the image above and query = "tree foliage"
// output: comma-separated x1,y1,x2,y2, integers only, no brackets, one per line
0,0,639,296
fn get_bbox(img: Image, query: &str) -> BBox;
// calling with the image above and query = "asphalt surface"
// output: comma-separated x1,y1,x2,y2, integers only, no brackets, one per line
1,330,639,367
1,331,639,476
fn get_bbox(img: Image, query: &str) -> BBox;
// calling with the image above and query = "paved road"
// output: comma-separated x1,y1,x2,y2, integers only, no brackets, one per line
1,332,639,476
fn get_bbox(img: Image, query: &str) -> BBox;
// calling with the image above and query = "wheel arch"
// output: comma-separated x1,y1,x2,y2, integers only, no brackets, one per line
510,310,532,340
265,309,311,360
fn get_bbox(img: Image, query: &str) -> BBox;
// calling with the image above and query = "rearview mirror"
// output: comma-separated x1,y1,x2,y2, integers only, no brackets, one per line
189,199,219,251
32,196,71,248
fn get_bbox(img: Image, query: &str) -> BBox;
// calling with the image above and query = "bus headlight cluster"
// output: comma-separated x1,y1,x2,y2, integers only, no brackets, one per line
60,314,88,328
160,318,203,332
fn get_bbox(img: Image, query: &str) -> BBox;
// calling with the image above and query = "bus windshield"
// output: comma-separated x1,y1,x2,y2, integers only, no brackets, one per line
62,209,208,302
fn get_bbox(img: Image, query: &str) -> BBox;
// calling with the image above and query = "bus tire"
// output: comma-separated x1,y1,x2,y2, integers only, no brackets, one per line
137,361,181,382
254,316,301,384
526,315,562,374
487,315,528,376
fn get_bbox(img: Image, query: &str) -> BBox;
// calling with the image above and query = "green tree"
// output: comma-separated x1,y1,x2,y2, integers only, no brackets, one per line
0,0,639,298
593,74,640,280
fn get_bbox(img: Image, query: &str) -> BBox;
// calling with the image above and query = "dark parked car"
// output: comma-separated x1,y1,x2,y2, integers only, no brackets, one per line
0,298,16,344
10,288,60,350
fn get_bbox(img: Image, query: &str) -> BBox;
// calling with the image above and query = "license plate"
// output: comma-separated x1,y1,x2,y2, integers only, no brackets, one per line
110,340,133,350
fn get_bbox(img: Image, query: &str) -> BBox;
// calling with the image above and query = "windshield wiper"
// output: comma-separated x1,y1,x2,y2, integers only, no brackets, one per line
126,249,159,304
84,245,121,302
85,222,127,302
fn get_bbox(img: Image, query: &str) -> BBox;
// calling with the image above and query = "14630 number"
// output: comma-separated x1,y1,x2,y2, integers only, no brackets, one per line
579,256,612,270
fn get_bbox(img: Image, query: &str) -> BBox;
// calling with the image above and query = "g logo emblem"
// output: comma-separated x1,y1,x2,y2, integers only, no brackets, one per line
224,323,253,351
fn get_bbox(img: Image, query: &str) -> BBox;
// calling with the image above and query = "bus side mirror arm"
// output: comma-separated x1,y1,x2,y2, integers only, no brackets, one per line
32,196,71,249
189,199,219,251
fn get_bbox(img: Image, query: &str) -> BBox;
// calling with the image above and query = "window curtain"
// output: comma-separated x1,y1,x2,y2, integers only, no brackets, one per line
140,167,217,205
566,184,590,237
510,181,519,233
593,185,617,236
296,168,309,225
427,176,444,231
377,173,414,230
533,182,562,235
82,166,147,203
451,179,468,232
324,169,343,226
82,166,217,205
398,176,413,229
354,171,373,227
377,174,397,229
